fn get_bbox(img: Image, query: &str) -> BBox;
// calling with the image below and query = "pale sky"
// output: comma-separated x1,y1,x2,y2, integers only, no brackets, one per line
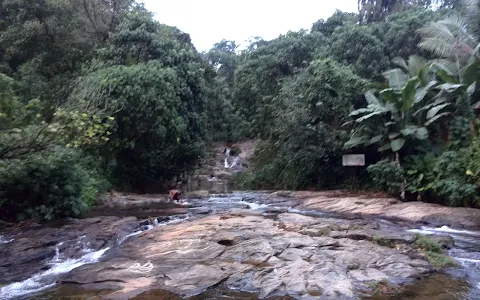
140,0,358,52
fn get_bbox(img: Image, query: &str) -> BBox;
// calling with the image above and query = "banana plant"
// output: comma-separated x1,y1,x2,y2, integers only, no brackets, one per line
430,57,480,109
345,67,439,154
344,59,449,199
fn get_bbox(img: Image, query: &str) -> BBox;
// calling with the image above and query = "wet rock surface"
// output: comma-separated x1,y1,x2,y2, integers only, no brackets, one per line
1,191,479,300
291,191,480,230
0,216,138,285
60,210,433,299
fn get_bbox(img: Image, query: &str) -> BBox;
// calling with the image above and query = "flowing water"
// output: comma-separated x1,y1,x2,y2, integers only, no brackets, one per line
0,244,109,299
1,191,479,300
407,226,480,300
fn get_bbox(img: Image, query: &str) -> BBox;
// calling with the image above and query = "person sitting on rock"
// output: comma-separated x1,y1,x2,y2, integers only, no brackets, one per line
169,189,182,203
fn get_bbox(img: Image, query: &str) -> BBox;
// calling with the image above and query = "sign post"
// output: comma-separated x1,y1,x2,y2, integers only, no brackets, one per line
342,154,365,184
342,154,365,167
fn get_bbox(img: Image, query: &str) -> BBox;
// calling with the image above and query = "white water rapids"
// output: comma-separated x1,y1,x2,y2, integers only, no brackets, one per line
407,226,480,237
407,225,480,298
0,245,109,300
0,235,14,244
117,214,191,245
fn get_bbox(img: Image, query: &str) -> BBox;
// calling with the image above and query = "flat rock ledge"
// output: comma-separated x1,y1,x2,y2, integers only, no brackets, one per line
62,210,434,299
286,191,480,230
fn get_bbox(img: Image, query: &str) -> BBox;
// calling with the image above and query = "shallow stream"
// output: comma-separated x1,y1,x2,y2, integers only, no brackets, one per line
0,191,479,299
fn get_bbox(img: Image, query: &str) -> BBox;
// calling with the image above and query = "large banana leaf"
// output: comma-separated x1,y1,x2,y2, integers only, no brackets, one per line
391,138,406,152
400,77,419,112
388,69,408,90
426,103,450,119
438,83,465,93
460,58,480,85
414,80,437,103
425,112,451,126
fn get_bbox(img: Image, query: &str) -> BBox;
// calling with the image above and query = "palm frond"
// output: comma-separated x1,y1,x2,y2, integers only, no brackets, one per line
418,15,477,61
463,0,480,38
430,59,461,75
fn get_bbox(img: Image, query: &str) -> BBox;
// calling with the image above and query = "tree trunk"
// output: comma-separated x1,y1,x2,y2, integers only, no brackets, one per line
395,151,406,200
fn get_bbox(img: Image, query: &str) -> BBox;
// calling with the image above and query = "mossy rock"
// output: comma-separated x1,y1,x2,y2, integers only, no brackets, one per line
413,234,457,269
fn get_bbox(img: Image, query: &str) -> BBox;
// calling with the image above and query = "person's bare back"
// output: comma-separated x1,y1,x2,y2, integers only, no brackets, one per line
168,189,182,203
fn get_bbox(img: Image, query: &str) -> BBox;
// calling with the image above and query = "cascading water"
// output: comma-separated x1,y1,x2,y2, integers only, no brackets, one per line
116,214,191,245
0,235,14,244
224,147,231,168
408,226,480,299
0,213,195,300
0,244,110,300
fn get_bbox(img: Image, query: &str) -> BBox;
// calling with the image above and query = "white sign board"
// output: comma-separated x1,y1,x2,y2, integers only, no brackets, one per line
342,154,365,166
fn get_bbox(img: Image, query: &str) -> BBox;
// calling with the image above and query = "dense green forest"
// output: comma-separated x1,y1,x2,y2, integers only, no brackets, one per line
0,0,479,222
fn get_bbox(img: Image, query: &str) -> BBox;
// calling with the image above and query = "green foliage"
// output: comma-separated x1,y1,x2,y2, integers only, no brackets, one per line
358,0,452,24
432,151,477,206
464,135,480,187
50,109,115,149
327,24,389,79
0,2,213,221
240,59,365,189
414,234,442,253
404,153,436,197
383,8,443,60
403,151,478,206
2,0,480,222
0,0,135,104
69,12,212,189
367,159,405,194
311,11,357,36
204,40,238,86
74,60,207,188
232,30,324,138
345,59,442,155
0,147,109,221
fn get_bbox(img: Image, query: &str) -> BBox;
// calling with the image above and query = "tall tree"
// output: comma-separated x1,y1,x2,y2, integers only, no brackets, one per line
358,0,454,23
233,31,323,138
204,40,238,86
311,11,357,36
70,9,211,190
0,0,134,106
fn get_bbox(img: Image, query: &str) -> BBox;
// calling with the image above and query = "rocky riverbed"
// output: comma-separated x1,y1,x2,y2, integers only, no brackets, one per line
0,191,479,299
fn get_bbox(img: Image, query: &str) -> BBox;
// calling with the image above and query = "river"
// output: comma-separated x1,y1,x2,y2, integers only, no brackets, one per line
0,191,479,299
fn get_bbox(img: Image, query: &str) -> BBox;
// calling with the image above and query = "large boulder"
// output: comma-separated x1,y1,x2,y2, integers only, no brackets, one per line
62,211,433,299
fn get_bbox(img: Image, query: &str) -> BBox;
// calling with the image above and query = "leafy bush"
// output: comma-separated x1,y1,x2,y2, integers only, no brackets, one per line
432,151,477,207
403,151,478,207
366,159,404,195
0,148,109,222
404,154,437,200
240,59,365,190
463,135,480,188
70,14,211,190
